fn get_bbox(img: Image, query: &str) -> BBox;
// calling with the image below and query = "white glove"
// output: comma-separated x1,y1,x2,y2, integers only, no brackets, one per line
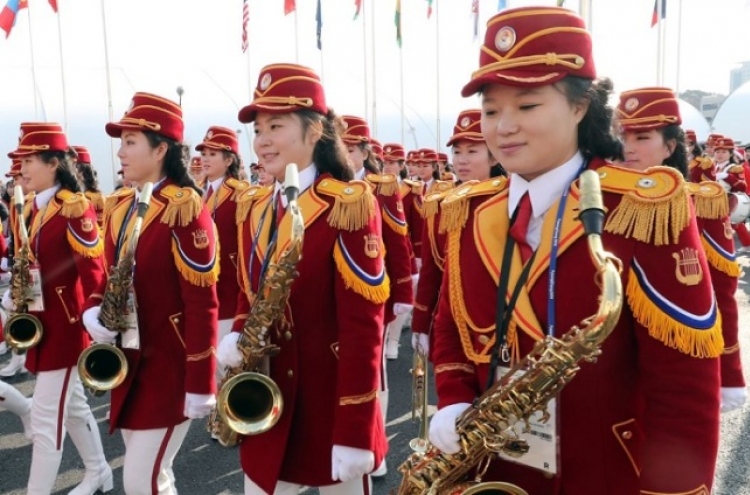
217,332,243,368
717,171,729,181
82,306,118,344
412,333,430,355
394,303,413,315
0,257,8,272
1,289,14,312
415,258,422,271
721,387,747,413
411,273,420,285
429,402,471,454
331,445,375,482
183,393,217,419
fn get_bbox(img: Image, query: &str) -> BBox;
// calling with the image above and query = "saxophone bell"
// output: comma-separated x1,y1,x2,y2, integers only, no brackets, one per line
77,342,129,393
216,371,284,436
4,313,43,352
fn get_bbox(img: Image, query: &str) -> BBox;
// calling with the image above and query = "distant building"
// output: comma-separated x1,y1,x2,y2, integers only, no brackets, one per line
700,95,725,124
730,61,750,93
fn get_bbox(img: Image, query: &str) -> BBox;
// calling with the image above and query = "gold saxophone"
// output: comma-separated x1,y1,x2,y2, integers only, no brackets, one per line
78,182,155,393
210,163,304,447
396,170,624,495
4,186,44,352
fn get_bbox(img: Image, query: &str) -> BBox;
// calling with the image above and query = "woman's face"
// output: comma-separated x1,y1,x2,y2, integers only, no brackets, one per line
117,130,166,187
416,161,436,181
621,129,672,171
452,140,494,182
347,145,366,173
382,159,402,176
714,148,731,163
253,112,319,182
481,83,586,181
256,165,274,186
201,148,232,182
20,154,56,193
407,162,419,178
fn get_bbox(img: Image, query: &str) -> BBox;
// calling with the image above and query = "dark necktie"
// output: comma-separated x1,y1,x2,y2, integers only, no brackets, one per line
509,192,533,263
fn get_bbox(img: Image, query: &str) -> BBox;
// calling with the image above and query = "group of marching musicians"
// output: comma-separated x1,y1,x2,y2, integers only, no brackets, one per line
0,4,749,495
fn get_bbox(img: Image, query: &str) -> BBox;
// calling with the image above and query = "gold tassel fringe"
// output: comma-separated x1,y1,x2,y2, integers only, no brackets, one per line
439,196,470,234
693,193,729,221
327,193,375,232
333,240,390,304
382,209,409,236
377,180,399,197
605,190,689,246
171,239,220,287
701,237,741,277
162,192,202,228
66,230,104,258
423,199,439,219
626,268,724,358
60,193,89,219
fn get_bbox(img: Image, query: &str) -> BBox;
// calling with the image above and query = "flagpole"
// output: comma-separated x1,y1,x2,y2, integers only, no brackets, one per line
656,0,663,85
26,8,39,119
370,0,377,136
435,0,441,151
400,47,405,145
294,10,299,63
580,0,592,31
362,2,369,122
675,0,683,93
99,0,118,184
55,2,69,132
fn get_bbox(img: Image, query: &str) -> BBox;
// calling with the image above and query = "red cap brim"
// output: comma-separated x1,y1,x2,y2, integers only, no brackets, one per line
461,70,568,98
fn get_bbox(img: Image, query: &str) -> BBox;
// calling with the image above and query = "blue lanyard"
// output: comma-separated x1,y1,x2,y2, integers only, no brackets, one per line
31,202,50,263
247,200,279,292
546,162,587,337
114,197,137,265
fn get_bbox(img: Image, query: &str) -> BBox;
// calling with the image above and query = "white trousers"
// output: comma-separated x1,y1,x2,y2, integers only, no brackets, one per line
244,475,373,495
216,318,234,382
121,419,191,495
31,367,92,451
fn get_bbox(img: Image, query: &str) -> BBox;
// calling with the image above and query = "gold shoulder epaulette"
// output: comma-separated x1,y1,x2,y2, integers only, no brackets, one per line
729,164,745,174
423,181,473,219
366,173,399,197
403,179,424,195
317,178,376,231
685,181,729,220
104,188,134,218
440,177,507,233
226,178,252,201
57,190,89,218
689,156,713,171
160,185,202,228
84,191,105,211
599,165,690,246
235,185,269,224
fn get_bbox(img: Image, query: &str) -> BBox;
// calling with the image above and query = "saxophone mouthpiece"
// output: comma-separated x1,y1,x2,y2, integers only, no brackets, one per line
137,182,154,216
283,163,300,204
577,170,605,236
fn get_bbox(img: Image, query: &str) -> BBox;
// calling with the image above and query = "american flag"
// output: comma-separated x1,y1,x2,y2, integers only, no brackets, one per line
242,0,249,53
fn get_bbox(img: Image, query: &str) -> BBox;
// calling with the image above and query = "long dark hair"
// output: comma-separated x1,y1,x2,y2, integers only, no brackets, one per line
39,149,82,193
144,131,201,194
557,76,623,162
222,150,241,180
660,125,689,178
359,143,380,175
297,109,353,181
76,161,101,193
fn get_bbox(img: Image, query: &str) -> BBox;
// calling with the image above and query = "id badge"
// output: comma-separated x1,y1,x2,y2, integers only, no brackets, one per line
120,289,140,350
27,265,45,312
495,365,559,475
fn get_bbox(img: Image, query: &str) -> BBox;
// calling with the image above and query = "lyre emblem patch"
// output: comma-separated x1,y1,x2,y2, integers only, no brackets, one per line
80,217,94,233
364,234,380,259
672,247,702,286
192,229,209,249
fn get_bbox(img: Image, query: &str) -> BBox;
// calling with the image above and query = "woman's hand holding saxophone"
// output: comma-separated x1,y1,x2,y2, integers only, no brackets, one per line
82,306,118,344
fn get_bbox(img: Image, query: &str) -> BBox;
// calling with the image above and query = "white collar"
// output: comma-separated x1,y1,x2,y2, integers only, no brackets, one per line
355,167,366,180
206,176,225,194
508,150,584,220
274,163,317,207
34,184,61,209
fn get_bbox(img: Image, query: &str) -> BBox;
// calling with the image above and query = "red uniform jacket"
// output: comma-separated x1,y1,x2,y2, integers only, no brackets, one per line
400,180,425,261
101,180,219,431
367,173,414,324
205,178,248,320
688,156,716,183
716,160,746,193
233,174,388,493
84,190,106,229
689,181,745,388
432,162,721,495
22,190,104,374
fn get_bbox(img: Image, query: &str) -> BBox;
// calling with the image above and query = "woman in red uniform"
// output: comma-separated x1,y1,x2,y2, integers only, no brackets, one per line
196,126,247,391
428,7,721,494
217,63,387,495
83,92,219,494
73,146,106,229
5,122,110,495
616,86,746,413
414,149,440,193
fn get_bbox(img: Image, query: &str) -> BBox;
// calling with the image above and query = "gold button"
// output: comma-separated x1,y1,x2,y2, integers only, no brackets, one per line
621,430,632,440
544,471,554,479
493,180,501,186
287,370,294,378
70,318,76,323
56,288,62,293
344,187,354,195
284,331,292,341
478,335,489,345
176,192,183,197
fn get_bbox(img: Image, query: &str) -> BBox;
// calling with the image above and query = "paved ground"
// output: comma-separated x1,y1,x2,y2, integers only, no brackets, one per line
2,252,750,494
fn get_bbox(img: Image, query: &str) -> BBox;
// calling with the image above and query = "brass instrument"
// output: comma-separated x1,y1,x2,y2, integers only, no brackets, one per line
409,345,430,454
78,182,154,393
210,163,303,447
4,186,43,352
396,170,624,495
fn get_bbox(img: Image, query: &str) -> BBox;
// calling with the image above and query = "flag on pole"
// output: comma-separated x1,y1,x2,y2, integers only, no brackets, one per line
472,0,479,39
427,0,433,18
48,0,57,12
497,0,507,11
316,0,322,49
354,0,362,20
0,0,27,38
651,0,666,27
395,0,402,46
242,0,249,53
284,0,295,15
